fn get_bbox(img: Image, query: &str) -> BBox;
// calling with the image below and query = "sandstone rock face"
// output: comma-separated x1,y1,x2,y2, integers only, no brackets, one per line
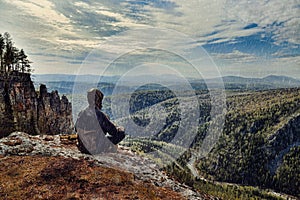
37,84,73,135
0,72,73,137
0,74,15,135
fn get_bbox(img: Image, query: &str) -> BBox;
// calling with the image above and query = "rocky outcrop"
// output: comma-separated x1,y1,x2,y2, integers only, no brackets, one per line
0,132,212,200
0,71,73,138
37,84,73,135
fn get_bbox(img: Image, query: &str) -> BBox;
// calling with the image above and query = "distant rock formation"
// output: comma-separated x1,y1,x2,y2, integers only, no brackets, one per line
0,71,73,137
37,84,73,135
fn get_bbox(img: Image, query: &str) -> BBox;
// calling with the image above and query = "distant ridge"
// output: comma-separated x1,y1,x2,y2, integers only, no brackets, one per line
218,75,300,89
32,74,120,83
263,75,300,84
221,75,300,82
33,74,300,83
32,74,300,95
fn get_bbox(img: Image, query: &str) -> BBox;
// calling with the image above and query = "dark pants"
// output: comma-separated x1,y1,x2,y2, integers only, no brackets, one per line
107,131,125,145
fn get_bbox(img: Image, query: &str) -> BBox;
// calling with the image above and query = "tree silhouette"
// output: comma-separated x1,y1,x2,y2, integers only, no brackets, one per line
18,49,27,72
0,32,33,74
0,34,4,71
3,32,14,72
12,46,19,71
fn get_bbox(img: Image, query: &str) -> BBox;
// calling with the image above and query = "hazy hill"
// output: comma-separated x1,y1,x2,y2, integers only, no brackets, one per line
32,74,300,96
218,75,300,89
32,74,120,83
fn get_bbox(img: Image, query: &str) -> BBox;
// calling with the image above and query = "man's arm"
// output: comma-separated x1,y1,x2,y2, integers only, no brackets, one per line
96,110,119,136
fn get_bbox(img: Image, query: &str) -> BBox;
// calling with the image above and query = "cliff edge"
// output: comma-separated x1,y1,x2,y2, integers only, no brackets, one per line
0,71,73,138
0,132,212,200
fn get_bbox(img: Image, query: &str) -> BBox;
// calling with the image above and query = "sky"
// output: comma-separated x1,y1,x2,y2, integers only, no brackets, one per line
0,0,299,79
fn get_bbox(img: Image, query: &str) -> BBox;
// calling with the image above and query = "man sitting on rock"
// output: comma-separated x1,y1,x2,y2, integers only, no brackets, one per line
75,88,125,154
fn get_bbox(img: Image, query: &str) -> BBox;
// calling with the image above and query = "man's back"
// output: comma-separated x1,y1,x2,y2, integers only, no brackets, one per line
76,107,115,154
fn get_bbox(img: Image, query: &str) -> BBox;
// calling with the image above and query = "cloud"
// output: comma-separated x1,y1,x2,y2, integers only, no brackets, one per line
3,0,74,35
1,0,85,52
0,0,299,77
3,0,299,50
224,0,300,45
130,0,299,52
215,50,300,79
211,50,258,64
272,52,300,66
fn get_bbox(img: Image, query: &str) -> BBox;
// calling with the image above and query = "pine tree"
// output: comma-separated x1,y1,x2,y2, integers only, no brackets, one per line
0,34,4,72
12,46,19,71
0,32,33,74
18,49,27,72
3,32,13,72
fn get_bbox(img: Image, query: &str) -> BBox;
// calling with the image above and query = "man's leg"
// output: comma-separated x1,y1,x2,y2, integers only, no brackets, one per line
108,131,125,145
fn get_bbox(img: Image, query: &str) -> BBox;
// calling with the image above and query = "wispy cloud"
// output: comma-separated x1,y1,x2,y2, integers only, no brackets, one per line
224,0,300,45
212,50,258,64
3,0,74,36
0,0,299,77
5,0,71,24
